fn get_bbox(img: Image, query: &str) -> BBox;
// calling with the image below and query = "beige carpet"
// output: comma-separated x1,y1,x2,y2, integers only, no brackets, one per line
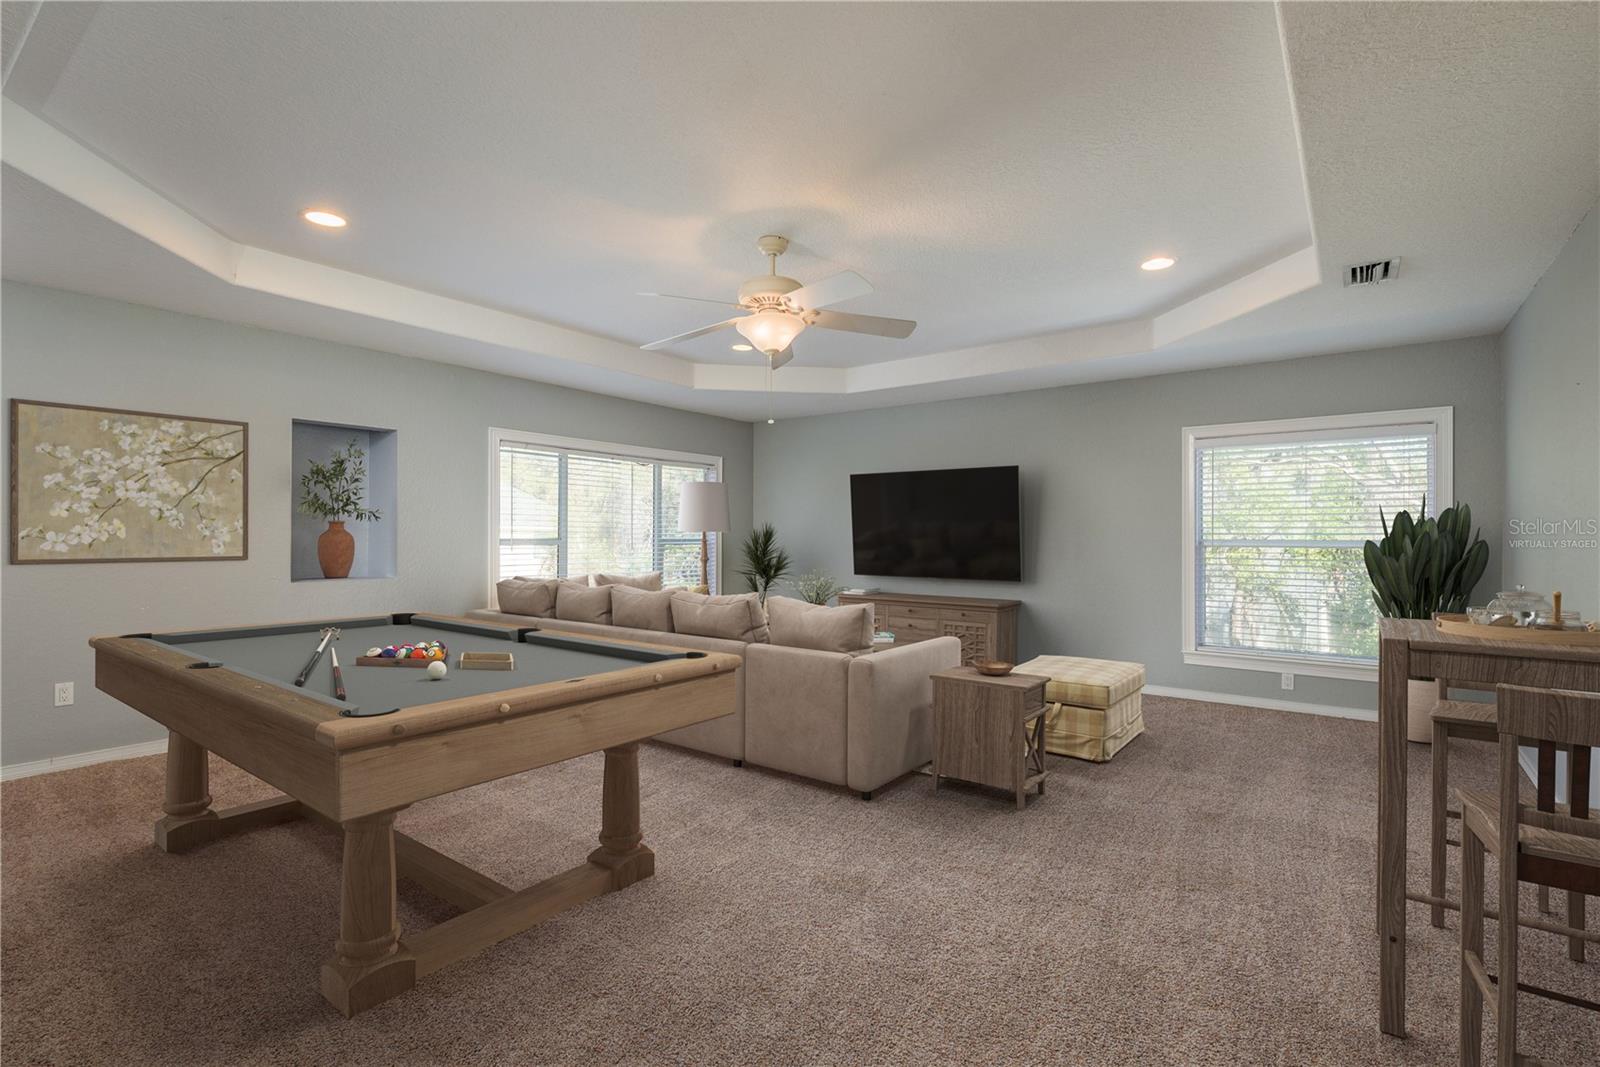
3,696,1596,1066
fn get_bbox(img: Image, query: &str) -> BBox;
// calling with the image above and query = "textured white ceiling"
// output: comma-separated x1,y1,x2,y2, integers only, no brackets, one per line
2,1,1597,420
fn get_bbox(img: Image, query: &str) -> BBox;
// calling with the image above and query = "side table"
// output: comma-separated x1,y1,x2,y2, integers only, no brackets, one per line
930,667,1050,809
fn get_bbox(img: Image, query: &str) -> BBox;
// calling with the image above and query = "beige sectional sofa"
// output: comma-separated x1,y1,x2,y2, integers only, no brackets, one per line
470,576,960,797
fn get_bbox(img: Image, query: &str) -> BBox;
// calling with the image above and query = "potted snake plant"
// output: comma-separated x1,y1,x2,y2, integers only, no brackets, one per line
1364,498,1489,742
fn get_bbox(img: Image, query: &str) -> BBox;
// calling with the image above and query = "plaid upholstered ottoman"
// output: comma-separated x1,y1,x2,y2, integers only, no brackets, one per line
1012,655,1146,762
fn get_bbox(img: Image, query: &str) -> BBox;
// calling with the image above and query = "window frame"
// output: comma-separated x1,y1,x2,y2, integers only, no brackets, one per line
487,428,723,605
1180,407,1453,682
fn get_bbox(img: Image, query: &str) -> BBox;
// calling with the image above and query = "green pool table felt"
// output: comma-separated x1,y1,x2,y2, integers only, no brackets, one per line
145,615,692,717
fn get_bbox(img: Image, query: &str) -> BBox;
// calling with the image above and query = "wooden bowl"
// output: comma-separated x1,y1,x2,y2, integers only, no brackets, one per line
972,659,1014,677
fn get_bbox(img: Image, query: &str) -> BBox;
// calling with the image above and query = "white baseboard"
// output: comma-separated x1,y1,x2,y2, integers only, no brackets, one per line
0,738,168,782
1143,684,1377,722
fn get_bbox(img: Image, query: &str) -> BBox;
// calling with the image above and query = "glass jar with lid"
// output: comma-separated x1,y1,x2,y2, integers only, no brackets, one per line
1485,585,1551,626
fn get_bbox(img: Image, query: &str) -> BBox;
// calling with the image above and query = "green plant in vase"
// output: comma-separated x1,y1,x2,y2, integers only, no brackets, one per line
1363,498,1489,619
299,439,381,579
1363,498,1489,742
791,570,844,606
738,524,792,602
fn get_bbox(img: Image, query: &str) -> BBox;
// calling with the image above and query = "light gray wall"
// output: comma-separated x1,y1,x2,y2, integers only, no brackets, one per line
1,282,754,767
755,337,1506,712
1501,203,1599,610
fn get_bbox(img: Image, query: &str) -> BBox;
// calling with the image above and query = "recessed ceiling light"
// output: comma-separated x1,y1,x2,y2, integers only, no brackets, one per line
731,344,754,351
302,209,347,229
1140,256,1176,271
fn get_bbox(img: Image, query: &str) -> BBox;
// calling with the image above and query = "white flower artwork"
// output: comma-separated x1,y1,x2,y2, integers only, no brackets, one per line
10,400,247,563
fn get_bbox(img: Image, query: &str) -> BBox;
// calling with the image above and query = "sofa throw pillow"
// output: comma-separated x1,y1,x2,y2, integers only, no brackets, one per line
556,581,612,625
766,596,874,653
595,571,663,591
669,591,770,643
497,576,559,618
611,585,675,632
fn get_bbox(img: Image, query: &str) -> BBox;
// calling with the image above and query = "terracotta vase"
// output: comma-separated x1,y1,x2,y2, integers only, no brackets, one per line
317,520,355,579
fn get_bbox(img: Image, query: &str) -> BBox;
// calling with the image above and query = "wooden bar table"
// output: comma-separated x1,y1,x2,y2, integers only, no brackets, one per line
1376,617,1600,1037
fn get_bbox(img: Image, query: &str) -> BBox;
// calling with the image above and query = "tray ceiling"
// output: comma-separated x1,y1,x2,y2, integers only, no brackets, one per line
3,1,1596,419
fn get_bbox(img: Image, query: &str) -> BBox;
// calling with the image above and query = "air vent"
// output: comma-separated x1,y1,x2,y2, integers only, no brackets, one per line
1344,258,1400,287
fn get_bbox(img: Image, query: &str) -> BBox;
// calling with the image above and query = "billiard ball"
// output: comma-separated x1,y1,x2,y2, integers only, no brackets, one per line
410,648,429,659
426,660,448,680
366,647,383,658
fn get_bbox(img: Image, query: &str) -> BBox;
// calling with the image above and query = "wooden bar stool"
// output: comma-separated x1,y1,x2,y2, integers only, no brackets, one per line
1458,684,1599,1067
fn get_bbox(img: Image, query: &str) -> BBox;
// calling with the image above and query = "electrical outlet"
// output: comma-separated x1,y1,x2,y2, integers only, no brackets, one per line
54,682,75,707
1280,673,1294,691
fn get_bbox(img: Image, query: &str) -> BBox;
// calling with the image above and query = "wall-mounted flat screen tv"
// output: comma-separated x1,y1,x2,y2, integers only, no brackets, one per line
850,465,1021,581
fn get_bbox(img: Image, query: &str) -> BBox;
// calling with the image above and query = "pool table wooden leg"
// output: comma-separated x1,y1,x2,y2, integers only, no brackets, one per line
586,742,655,890
320,810,416,1018
155,732,220,853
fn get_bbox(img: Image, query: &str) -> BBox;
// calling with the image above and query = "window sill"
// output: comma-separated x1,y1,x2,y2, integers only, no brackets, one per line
1182,648,1378,683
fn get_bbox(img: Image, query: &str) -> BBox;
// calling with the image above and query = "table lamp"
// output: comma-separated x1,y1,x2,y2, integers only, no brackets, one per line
677,481,728,594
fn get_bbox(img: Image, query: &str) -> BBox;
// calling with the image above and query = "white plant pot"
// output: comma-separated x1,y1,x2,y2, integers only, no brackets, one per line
1406,678,1439,744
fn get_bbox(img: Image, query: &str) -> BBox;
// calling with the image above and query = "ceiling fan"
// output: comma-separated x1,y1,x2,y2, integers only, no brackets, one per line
639,235,916,368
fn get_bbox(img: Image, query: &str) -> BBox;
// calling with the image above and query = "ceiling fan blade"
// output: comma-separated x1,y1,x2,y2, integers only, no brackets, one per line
786,270,873,311
638,292,743,308
769,347,796,371
807,308,917,339
640,317,742,351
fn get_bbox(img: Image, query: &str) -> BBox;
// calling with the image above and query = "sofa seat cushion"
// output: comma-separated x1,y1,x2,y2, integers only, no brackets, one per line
496,576,558,618
611,585,675,631
670,591,770,643
556,581,612,625
1013,655,1145,709
595,571,663,591
766,596,874,653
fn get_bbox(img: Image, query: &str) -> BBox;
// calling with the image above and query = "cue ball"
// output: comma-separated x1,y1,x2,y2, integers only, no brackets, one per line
426,660,448,680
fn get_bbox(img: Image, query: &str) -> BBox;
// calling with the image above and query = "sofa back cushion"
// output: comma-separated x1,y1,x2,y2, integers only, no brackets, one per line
595,571,663,591
497,576,559,618
670,591,770,644
556,581,612,625
766,596,874,653
611,585,676,632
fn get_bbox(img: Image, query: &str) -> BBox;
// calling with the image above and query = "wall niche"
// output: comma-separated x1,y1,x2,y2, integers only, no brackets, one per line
290,419,397,581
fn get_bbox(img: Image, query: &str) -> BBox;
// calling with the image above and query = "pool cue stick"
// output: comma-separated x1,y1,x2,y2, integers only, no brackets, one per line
293,627,336,688
330,647,347,702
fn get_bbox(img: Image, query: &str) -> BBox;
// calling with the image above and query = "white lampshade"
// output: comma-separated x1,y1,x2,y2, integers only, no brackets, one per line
734,310,805,355
678,480,729,533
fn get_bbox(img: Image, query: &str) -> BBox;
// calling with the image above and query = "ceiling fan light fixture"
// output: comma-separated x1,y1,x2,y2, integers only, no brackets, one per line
735,310,804,355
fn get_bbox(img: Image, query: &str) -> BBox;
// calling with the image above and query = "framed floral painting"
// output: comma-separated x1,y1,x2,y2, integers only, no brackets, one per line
10,399,248,563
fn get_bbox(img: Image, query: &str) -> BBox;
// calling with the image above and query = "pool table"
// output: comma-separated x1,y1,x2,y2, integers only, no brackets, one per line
90,612,739,1017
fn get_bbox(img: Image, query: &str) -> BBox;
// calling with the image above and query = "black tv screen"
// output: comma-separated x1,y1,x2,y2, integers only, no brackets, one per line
850,466,1021,581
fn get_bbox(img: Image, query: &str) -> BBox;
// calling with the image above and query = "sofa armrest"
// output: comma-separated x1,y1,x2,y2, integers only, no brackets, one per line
845,637,962,793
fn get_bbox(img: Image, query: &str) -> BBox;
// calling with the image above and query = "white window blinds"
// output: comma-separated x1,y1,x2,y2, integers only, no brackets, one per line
494,434,719,594
1187,412,1446,669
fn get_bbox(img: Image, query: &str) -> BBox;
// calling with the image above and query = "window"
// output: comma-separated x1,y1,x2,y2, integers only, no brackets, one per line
490,429,721,599
1181,408,1452,681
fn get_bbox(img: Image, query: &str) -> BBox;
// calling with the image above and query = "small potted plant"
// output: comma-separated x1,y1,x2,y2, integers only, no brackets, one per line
738,524,792,603
298,439,380,578
1364,498,1489,742
791,570,844,606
